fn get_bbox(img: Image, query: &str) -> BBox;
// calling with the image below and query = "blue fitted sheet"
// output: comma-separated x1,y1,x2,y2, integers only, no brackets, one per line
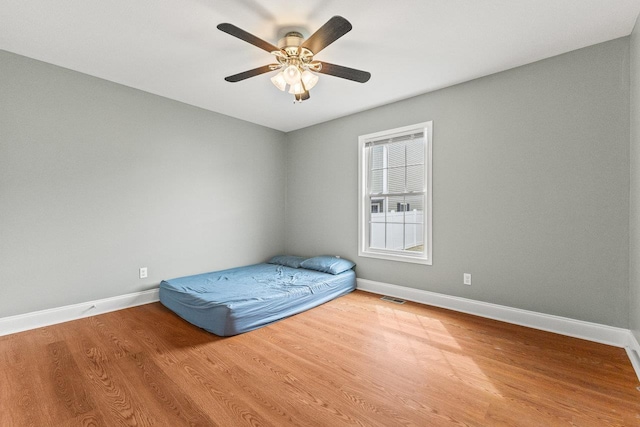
159,263,356,336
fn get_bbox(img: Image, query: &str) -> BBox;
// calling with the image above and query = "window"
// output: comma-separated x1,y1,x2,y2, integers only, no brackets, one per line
358,121,432,265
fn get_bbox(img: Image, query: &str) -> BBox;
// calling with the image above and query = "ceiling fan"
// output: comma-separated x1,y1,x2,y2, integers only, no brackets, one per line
217,16,371,102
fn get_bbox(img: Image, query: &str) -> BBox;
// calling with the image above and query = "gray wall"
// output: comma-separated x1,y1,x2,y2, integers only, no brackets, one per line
286,38,630,328
0,50,287,318
1,36,633,329
630,16,640,341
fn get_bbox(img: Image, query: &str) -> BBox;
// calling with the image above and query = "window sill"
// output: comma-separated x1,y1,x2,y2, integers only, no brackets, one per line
358,250,432,265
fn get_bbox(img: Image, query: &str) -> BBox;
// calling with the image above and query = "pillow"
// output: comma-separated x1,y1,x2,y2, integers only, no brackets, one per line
300,255,355,275
267,255,307,269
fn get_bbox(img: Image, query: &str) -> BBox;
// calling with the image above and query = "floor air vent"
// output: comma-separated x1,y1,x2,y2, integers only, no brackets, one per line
381,296,406,304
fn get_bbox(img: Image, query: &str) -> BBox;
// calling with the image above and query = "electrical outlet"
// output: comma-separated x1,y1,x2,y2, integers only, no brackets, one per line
464,273,471,285
139,267,148,279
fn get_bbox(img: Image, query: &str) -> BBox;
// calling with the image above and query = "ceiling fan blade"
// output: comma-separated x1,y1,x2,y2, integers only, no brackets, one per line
217,23,282,54
301,16,352,55
224,65,274,82
317,62,371,83
294,91,310,102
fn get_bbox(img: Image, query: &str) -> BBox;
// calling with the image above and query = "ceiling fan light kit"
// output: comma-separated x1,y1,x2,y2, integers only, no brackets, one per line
217,16,371,103
270,71,287,91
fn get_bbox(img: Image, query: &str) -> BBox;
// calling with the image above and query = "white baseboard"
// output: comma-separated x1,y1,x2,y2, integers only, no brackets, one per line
0,288,160,337
627,332,640,381
357,278,631,348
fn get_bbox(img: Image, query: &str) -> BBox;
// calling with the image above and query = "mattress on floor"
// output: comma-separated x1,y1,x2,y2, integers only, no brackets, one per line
159,263,356,336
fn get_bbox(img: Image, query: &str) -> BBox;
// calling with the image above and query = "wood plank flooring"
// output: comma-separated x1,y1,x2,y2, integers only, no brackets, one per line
0,290,638,426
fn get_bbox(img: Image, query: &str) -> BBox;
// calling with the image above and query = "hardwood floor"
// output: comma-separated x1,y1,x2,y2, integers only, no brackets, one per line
1,290,638,426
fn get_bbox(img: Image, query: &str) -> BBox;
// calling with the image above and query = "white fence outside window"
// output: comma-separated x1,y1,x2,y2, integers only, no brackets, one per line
370,210,424,250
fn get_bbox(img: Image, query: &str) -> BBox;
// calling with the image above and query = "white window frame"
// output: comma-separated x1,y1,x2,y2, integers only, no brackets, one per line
358,121,433,265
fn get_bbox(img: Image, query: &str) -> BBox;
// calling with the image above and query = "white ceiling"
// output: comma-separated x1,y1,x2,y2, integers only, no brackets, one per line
1,1,640,132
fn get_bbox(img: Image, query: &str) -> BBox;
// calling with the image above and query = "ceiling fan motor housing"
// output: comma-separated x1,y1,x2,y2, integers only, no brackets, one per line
277,31,315,62
278,31,304,49
275,31,316,70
